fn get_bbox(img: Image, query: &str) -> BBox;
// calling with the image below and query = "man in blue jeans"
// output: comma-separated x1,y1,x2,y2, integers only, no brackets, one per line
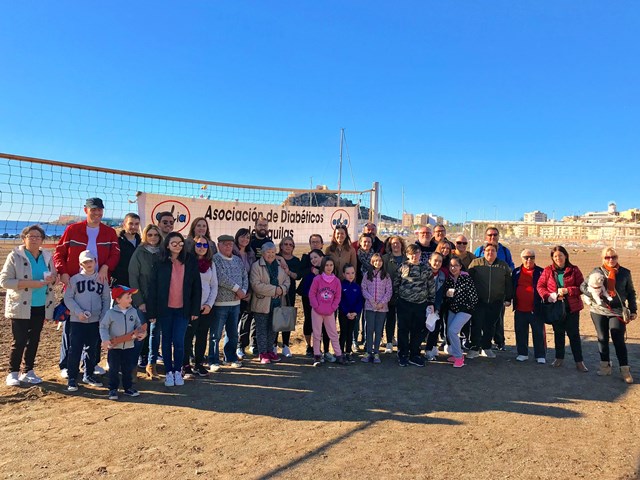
209,235,248,371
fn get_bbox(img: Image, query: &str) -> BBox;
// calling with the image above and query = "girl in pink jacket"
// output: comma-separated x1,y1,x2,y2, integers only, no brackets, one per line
361,253,393,363
309,256,346,367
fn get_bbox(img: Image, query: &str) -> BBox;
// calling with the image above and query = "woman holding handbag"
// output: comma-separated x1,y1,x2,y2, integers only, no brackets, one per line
537,246,587,372
580,247,637,383
250,242,290,365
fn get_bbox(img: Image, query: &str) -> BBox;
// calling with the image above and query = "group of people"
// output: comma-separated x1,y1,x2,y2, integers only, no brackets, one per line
2,198,637,400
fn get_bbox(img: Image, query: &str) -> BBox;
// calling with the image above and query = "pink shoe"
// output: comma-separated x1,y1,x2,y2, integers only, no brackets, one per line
447,356,456,363
453,357,465,368
259,354,270,364
268,351,281,362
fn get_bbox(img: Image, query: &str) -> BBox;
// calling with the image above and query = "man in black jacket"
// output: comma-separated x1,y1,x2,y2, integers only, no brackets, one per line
111,213,141,288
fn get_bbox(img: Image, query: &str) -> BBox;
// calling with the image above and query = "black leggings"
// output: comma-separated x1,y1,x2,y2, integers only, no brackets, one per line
385,302,397,344
338,312,356,354
552,310,583,362
591,312,628,366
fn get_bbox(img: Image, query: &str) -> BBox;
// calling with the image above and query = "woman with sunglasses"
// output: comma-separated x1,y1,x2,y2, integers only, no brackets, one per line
185,217,218,255
537,246,587,372
275,236,301,357
129,224,163,379
182,236,218,379
147,232,202,387
581,247,637,383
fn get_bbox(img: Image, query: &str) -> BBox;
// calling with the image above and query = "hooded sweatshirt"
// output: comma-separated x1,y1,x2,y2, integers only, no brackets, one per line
309,274,342,316
64,271,111,322
99,305,142,349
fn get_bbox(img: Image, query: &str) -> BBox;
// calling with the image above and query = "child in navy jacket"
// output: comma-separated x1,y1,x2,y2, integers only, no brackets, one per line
338,264,363,362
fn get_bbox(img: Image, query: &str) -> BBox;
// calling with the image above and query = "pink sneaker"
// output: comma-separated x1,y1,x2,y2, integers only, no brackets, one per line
453,358,465,368
268,351,281,362
259,354,270,364
447,356,456,363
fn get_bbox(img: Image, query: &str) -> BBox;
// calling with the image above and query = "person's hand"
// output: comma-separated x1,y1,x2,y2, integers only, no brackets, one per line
149,318,156,324
557,287,568,297
235,290,246,300
101,340,112,350
504,301,511,307
311,267,319,275
630,313,637,321
135,332,147,341
138,303,146,313
426,305,434,316
347,313,356,320
78,312,89,321
97,265,109,284
548,292,558,303
61,273,70,287
191,315,198,321
201,304,211,315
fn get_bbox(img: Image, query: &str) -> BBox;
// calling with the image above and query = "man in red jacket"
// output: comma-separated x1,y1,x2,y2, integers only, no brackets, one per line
54,197,120,378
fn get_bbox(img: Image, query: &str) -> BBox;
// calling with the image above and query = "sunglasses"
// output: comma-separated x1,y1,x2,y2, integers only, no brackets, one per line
195,242,209,249
522,256,535,260
604,255,618,260
170,241,184,247
456,241,467,245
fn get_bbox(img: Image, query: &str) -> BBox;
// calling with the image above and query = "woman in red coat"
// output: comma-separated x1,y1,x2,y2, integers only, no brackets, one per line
537,246,588,372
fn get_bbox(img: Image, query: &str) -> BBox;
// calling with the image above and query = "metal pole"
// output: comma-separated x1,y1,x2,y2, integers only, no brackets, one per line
370,181,379,223
338,128,343,207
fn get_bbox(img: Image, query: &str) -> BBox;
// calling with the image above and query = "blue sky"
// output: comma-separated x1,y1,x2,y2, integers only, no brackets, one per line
1,1,638,223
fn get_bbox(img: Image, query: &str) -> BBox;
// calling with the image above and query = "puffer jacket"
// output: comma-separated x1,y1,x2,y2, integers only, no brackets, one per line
99,306,142,349
443,272,478,314
580,265,637,316
128,245,161,308
361,270,393,312
0,246,56,319
249,257,290,314
537,264,584,313
394,261,436,305
468,257,513,304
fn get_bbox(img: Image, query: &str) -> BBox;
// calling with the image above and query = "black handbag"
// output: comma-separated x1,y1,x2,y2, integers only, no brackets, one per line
543,299,565,325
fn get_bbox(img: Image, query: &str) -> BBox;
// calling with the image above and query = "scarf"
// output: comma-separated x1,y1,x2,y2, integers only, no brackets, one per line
266,260,281,308
144,245,160,254
321,273,335,282
602,263,618,297
198,257,212,274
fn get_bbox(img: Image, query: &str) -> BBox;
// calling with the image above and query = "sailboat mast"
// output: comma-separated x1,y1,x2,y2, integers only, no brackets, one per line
338,128,343,207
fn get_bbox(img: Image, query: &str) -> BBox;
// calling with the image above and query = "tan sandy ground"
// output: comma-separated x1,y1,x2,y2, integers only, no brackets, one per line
1,243,640,480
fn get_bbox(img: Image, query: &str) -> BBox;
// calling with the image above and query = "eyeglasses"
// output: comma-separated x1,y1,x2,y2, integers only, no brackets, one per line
169,241,184,247
161,220,175,225
146,233,159,237
604,255,618,260
26,235,43,240
456,241,467,245
522,256,535,260
195,242,209,249
283,242,294,247
486,233,498,237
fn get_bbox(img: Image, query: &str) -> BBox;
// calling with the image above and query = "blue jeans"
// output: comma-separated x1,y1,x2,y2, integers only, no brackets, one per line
158,308,189,373
209,304,240,365
147,320,161,364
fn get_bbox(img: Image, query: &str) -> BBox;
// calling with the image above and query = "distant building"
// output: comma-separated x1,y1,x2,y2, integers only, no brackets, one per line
524,210,548,223
415,213,429,226
620,208,640,222
582,202,620,223
402,213,414,228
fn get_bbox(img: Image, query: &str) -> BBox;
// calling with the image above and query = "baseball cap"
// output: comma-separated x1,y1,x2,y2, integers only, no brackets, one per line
111,285,139,301
78,250,96,264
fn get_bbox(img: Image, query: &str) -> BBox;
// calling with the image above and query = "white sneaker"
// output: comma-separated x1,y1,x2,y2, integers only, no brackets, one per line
443,344,450,354
480,348,496,358
384,343,393,354
516,355,529,362
93,365,107,375
59,368,68,379
536,358,546,364
19,370,43,384
282,346,292,358
250,346,258,355
236,348,245,360
165,371,175,387
352,341,359,353
6,372,20,386
174,371,184,386
324,352,336,363
209,364,221,373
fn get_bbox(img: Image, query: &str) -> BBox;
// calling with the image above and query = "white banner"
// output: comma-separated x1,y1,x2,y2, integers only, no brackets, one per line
137,193,359,246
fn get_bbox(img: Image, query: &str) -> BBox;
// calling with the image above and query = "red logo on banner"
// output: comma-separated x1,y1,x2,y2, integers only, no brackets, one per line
151,200,191,233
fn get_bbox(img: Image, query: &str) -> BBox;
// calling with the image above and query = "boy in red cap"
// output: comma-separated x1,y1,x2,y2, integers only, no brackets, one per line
100,285,146,400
